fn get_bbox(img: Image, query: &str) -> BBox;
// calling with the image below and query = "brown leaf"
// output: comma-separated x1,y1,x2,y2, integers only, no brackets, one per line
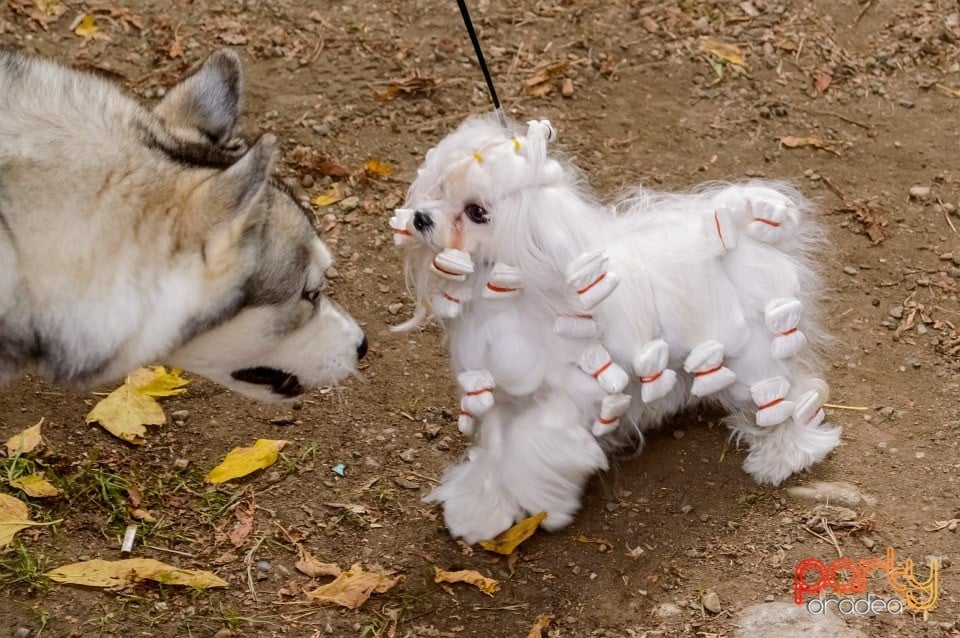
227,493,255,547
813,66,833,95
521,61,569,96
527,614,554,638
779,135,841,156
295,545,342,579
699,37,746,67
433,567,500,596
291,146,351,178
305,563,401,609
373,74,440,101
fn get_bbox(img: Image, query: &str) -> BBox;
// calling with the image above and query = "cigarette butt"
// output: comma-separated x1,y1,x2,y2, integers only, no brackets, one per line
121,523,138,554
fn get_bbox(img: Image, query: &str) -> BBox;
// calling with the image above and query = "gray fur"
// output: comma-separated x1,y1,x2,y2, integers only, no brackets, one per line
0,49,364,399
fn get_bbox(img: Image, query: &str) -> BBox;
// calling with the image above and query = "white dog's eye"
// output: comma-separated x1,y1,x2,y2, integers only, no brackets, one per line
465,203,489,224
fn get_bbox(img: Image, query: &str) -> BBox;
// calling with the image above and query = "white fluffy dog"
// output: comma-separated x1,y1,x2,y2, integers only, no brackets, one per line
391,116,840,543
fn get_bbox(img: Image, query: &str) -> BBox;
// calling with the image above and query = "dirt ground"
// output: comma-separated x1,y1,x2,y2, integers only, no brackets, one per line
1,0,959,636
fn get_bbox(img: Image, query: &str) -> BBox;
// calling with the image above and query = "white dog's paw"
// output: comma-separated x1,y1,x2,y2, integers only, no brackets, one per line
425,455,522,544
742,421,841,485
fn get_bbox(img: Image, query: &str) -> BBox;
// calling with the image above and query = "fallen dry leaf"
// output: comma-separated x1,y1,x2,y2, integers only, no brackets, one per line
364,158,392,178
779,135,841,156
204,439,288,484
291,146,351,178
699,37,746,67
305,563,400,609
0,493,37,547
478,511,547,555
130,366,189,397
433,567,500,596
373,73,440,101
5,418,43,456
227,493,255,547
521,61,570,97
73,14,98,37
10,474,60,498
527,614,554,638
312,183,346,208
47,558,227,589
84,367,188,444
295,545,342,578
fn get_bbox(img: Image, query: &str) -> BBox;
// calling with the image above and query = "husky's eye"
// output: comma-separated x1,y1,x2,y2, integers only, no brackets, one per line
464,203,489,224
302,284,324,304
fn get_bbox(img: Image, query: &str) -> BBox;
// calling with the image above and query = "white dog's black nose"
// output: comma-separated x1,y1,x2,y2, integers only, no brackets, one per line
413,210,433,232
357,336,368,360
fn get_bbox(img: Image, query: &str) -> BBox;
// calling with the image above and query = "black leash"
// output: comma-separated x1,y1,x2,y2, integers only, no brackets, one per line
456,0,507,127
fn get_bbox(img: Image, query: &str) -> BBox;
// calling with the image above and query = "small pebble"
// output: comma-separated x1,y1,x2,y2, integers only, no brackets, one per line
173,458,190,471
388,303,404,315
889,305,904,319
672,429,685,440
13,629,31,638
860,536,876,549
257,560,271,571
701,590,722,614
909,185,931,201
171,409,190,422
843,265,859,275
681,504,694,514
398,448,416,463
212,631,233,638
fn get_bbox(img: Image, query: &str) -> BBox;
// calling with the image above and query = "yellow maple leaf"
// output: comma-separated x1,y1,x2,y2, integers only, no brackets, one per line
5,418,43,456
85,383,164,445
204,439,288,484
74,14,98,37
478,511,547,555
311,183,345,207
364,158,392,177
10,474,60,498
130,366,189,397
433,567,500,596
46,558,227,589
0,493,35,547
305,563,401,609
699,37,746,67
85,367,188,444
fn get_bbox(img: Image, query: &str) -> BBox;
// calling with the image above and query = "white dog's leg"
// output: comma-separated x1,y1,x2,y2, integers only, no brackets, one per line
723,331,839,485
426,396,609,543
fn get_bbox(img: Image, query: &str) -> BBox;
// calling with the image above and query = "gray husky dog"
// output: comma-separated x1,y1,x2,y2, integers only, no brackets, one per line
0,48,367,400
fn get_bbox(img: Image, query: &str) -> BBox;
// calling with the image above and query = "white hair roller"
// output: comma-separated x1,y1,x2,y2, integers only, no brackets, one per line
633,339,677,403
765,297,806,359
566,250,620,310
431,248,474,281
577,343,629,394
482,262,523,299
702,206,738,253
457,370,496,417
751,376,795,427
591,393,631,436
389,208,416,246
793,390,825,428
684,340,736,397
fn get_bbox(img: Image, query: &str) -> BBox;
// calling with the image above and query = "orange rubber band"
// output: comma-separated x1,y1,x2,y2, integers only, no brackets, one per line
640,371,663,384
433,258,461,278
578,272,607,296
753,217,781,227
694,364,723,377
466,387,493,396
442,292,461,303
592,361,612,379
485,283,517,293
758,397,785,411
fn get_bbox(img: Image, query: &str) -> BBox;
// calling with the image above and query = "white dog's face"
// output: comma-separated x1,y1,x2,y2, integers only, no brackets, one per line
397,117,569,266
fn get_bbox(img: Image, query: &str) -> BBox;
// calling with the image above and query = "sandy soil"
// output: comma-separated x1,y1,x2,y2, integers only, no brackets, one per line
1,0,958,636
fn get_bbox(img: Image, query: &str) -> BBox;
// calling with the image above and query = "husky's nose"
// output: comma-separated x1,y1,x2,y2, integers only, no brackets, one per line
413,210,434,232
356,336,368,360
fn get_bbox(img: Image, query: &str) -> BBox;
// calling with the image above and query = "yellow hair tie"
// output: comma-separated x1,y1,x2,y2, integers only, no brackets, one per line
472,152,484,162
512,138,521,152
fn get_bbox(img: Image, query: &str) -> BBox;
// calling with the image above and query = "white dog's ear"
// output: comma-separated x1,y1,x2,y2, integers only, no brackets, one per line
180,134,276,273
154,49,243,145
524,120,556,169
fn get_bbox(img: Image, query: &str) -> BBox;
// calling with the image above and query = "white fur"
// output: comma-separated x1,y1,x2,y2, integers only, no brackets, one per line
395,115,840,542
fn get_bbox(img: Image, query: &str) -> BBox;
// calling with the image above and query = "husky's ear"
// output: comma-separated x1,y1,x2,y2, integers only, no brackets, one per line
182,135,276,273
154,49,243,145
